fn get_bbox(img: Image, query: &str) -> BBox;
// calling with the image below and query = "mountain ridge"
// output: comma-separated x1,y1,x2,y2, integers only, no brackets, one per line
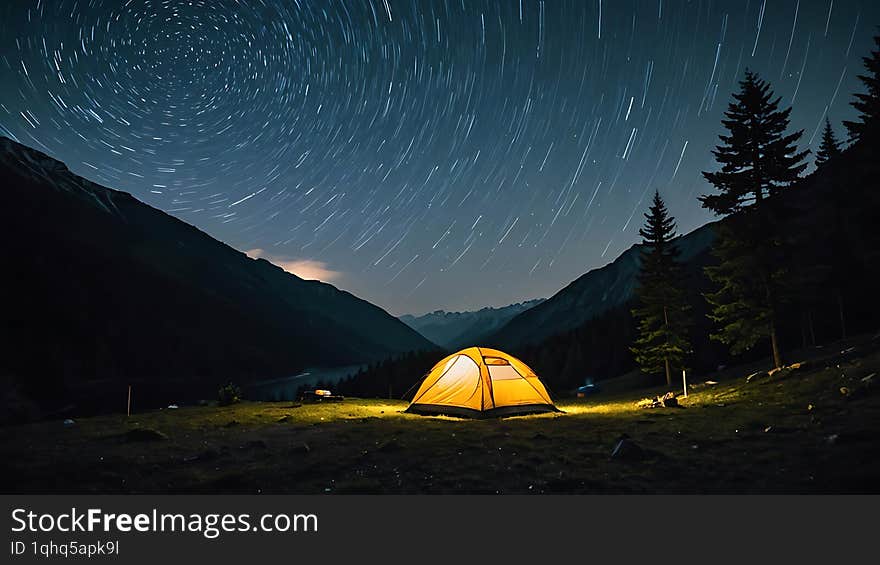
0,136,433,416
399,298,545,349
485,221,717,349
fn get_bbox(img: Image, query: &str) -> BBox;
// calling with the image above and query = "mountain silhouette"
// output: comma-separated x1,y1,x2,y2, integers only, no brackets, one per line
0,137,433,417
399,299,545,349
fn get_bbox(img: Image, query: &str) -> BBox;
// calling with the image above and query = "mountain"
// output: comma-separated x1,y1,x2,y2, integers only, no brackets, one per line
0,137,433,418
486,223,717,350
399,298,545,349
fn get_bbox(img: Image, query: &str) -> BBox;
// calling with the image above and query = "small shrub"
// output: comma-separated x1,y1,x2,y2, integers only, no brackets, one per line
218,383,242,406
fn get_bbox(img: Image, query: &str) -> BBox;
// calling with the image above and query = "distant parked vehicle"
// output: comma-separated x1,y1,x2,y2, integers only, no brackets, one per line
576,382,601,398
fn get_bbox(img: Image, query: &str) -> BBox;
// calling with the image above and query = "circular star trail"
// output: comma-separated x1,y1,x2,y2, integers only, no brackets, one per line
1,0,878,315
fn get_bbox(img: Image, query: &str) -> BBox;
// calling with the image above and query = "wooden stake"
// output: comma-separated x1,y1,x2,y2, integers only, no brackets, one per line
682,369,688,398
127,385,132,417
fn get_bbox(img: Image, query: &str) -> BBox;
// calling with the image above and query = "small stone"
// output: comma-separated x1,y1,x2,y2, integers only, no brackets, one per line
124,428,168,442
610,435,645,460
240,440,267,450
292,443,310,454
62,418,75,427
746,371,769,383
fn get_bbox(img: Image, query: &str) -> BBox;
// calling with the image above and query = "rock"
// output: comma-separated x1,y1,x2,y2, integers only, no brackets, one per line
62,418,75,427
167,404,179,409
746,371,769,383
639,392,680,409
658,392,678,407
124,428,168,442
292,443,310,454
610,435,645,460
277,415,292,423
769,367,793,379
240,440,267,450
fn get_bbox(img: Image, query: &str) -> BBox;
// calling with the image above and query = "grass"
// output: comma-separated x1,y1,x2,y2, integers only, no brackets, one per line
2,337,879,494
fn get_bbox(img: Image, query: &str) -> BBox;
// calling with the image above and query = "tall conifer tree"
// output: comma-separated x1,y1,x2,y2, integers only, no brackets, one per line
630,191,691,387
700,70,808,369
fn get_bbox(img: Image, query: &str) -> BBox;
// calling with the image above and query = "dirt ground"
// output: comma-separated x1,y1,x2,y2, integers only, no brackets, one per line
2,337,879,494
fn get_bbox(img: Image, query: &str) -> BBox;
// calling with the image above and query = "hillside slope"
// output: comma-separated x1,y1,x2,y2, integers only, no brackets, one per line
0,137,433,415
487,222,716,349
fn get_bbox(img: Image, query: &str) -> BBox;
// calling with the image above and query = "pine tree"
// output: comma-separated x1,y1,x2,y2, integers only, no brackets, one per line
815,117,842,167
844,32,880,142
700,70,808,369
630,190,692,387
701,70,809,214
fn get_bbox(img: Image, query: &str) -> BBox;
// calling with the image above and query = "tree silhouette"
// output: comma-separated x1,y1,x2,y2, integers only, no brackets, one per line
630,190,692,387
701,70,808,369
844,32,880,142
815,117,842,168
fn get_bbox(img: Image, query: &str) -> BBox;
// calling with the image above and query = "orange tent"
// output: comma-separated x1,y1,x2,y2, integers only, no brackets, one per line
405,347,559,418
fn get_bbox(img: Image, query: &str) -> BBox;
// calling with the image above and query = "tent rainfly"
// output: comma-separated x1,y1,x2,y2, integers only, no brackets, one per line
405,347,560,418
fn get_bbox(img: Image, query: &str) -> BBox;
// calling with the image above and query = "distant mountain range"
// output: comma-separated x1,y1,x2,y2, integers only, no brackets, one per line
399,298,545,349
0,137,433,418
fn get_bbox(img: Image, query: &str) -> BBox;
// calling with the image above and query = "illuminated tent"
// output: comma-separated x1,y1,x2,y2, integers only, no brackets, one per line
405,347,560,418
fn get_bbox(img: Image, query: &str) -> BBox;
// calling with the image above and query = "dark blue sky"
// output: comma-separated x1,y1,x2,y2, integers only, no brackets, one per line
1,1,877,315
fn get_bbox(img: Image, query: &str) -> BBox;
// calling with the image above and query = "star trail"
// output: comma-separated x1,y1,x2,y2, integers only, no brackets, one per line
1,0,878,315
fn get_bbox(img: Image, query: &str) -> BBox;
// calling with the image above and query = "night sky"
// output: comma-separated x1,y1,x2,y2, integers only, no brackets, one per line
1,1,878,316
